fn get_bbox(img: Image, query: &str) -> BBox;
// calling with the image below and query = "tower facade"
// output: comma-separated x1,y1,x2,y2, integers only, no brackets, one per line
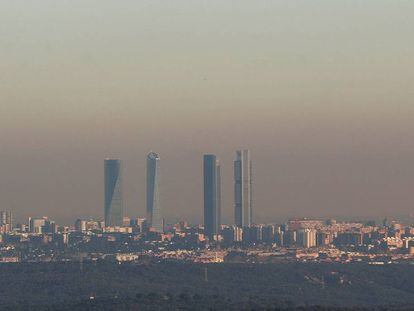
146,152,163,232
0,211,12,233
104,159,123,227
0,211,12,227
234,149,252,227
203,154,221,238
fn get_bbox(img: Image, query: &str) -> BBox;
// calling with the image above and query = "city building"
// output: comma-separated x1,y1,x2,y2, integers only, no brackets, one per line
334,232,363,247
284,230,297,247
45,220,58,234
0,211,12,226
243,225,263,243
0,211,12,233
300,229,317,248
222,225,244,243
287,218,325,231
136,218,149,233
203,154,221,238
234,149,252,227
146,152,163,232
262,225,276,243
123,217,131,227
75,219,87,232
317,231,332,247
104,159,123,227
29,217,48,234
275,229,284,246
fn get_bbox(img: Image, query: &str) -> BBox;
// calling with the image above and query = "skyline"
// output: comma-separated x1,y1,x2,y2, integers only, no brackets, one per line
2,2,414,310
3,147,414,225
1,1,414,224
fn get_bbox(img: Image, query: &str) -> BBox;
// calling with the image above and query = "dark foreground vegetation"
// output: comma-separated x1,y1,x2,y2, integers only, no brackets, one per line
0,262,414,310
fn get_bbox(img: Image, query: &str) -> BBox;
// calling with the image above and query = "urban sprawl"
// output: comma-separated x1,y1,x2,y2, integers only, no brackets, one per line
1,150,414,265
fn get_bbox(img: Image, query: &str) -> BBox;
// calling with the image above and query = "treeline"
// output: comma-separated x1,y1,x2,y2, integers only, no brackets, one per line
0,262,414,310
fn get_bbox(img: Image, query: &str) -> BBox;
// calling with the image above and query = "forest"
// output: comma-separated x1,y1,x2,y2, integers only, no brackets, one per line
0,261,413,310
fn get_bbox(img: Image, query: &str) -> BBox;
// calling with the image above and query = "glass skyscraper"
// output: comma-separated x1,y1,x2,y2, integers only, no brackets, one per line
104,159,123,227
146,152,163,232
203,154,221,238
234,149,252,227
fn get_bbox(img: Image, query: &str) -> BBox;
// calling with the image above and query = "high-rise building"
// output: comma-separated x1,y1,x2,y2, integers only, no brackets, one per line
29,217,48,234
0,211,12,226
146,152,163,232
262,225,276,243
221,225,243,243
243,225,263,243
203,154,221,238
0,211,12,233
283,230,297,247
123,217,131,227
234,149,252,227
299,229,317,248
75,219,87,232
136,218,148,233
45,220,58,234
104,159,123,227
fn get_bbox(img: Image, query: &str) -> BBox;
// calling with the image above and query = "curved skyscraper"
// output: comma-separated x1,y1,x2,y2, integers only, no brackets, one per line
203,154,221,238
147,152,163,232
234,150,252,227
104,159,123,227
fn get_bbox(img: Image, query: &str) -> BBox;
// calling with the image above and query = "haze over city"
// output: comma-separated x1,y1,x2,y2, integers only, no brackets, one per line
1,1,414,225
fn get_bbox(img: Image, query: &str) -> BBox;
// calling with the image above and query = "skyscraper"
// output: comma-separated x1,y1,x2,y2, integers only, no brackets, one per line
203,154,221,238
146,152,163,232
104,159,123,227
234,149,252,227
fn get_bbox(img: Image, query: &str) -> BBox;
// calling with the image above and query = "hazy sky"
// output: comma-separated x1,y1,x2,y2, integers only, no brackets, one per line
1,1,414,225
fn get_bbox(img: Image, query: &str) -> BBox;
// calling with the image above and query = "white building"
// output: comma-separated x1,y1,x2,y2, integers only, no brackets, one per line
234,150,252,227
147,152,163,232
